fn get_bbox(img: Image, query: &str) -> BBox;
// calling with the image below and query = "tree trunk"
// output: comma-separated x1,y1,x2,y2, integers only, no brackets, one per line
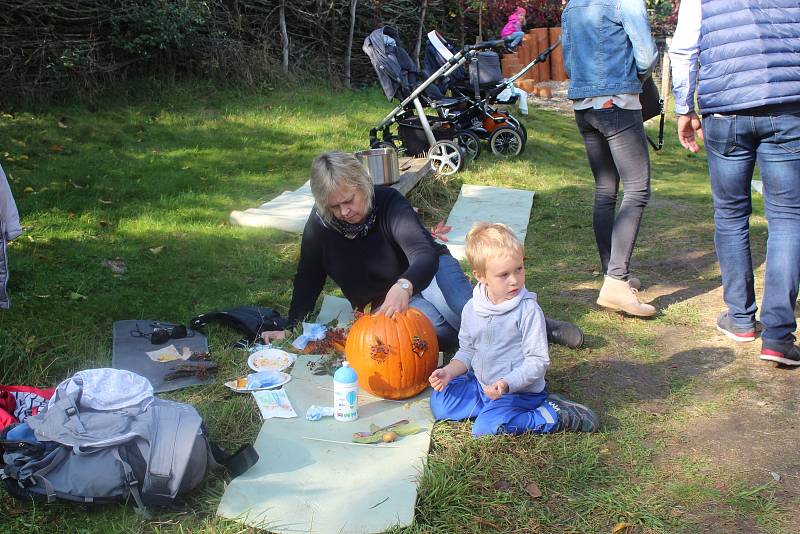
344,0,358,88
279,0,289,73
413,0,429,70
457,0,465,47
477,1,483,42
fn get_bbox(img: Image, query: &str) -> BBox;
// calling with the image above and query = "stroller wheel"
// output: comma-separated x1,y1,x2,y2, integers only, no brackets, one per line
428,140,464,176
454,130,481,163
489,126,524,157
492,112,528,144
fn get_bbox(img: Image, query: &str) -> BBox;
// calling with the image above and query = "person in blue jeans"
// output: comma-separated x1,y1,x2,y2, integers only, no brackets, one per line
259,152,584,351
429,223,599,436
669,0,800,366
562,0,659,318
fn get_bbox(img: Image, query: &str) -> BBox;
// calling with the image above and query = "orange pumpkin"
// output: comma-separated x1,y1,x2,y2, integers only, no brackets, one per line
344,308,439,400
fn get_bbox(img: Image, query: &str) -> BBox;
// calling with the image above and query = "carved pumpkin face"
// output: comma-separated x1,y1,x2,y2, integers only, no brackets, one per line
344,308,439,400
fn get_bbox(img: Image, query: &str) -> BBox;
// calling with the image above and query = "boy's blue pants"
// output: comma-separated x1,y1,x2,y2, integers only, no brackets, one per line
430,372,559,436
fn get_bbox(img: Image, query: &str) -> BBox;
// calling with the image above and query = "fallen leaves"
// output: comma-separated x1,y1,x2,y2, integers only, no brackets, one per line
524,481,542,499
68,291,87,301
612,522,634,533
489,478,544,500
101,258,127,275
148,245,165,255
49,144,64,153
492,479,512,491
430,219,452,242
351,420,422,444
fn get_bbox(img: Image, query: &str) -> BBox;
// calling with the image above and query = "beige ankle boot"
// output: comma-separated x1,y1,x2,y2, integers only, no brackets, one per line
597,276,656,317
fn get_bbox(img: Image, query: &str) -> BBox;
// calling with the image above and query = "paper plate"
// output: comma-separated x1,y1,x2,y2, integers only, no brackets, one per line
224,370,292,393
248,348,296,372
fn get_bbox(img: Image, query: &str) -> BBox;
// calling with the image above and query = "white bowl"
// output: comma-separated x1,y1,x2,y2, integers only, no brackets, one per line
247,348,296,372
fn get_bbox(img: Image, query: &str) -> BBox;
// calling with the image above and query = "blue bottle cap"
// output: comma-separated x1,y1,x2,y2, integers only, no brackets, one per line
334,361,358,383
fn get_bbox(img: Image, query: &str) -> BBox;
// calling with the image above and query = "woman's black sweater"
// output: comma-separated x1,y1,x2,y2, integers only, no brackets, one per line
287,186,449,326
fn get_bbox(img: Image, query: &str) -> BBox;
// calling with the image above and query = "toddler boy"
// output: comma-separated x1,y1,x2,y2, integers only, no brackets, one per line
429,222,599,436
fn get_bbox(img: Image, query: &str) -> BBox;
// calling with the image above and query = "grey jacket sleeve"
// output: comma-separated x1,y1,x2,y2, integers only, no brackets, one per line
503,301,550,393
452,301,476,370
0,164,22,241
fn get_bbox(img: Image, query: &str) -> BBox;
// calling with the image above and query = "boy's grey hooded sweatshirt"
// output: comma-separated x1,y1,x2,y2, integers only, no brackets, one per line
453,284,549,394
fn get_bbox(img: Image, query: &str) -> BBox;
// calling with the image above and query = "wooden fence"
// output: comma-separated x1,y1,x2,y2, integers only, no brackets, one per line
500,27,567,97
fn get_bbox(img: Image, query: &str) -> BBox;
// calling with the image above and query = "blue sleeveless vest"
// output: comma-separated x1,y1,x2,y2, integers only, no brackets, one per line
698,0,800,114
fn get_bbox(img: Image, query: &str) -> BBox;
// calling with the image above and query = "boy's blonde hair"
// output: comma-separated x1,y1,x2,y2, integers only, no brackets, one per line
465,222,524,276
310,151,375,223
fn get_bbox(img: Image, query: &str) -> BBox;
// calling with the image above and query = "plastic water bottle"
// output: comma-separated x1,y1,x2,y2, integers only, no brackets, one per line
333,361,359,422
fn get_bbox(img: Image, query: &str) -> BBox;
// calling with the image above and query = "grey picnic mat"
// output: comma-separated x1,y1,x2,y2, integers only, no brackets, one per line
111,320,214,393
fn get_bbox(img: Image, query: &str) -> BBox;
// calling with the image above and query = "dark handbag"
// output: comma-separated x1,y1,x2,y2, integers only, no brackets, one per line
640,76,665,151
189,306,286,342
640,76,662,121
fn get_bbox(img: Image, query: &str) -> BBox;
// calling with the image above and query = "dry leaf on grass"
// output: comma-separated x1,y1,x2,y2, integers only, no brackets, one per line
612,522,634,533
49,144,64,153
148,246,164,254
102,258,127,275
99,198,113,204
68,291,87,301
57,120,68,129
492,479,512,491
524,481,542,499
23,186,34,193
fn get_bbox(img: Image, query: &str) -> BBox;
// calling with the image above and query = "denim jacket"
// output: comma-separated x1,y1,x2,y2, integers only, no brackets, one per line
562,0,658,99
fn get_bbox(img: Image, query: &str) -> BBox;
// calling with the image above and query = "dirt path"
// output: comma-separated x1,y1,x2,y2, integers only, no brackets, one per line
646,280,799,532
529,92,799,532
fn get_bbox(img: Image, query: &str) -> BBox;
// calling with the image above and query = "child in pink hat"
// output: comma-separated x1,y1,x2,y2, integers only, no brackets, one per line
500,7,526,51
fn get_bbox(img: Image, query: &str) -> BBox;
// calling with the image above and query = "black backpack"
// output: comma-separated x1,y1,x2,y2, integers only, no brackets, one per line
189,306,286,343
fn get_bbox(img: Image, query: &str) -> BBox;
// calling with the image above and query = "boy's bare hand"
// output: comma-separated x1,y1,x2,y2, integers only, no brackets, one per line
483,379,509,400
429,368,452,392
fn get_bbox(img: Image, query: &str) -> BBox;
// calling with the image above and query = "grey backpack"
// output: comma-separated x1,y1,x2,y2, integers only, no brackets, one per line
0,369,256,514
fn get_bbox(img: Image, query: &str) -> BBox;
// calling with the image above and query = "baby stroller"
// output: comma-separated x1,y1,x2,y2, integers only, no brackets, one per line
424,30,560,159
363,27,513,175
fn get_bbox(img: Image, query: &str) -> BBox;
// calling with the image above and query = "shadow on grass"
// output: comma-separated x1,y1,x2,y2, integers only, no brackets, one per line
549,345,737,428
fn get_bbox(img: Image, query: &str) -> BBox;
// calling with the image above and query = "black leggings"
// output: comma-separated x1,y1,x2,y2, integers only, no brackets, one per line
575,106,651,280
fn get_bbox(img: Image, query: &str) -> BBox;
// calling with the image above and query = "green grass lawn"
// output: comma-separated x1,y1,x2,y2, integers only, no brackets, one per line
0,83,794,533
